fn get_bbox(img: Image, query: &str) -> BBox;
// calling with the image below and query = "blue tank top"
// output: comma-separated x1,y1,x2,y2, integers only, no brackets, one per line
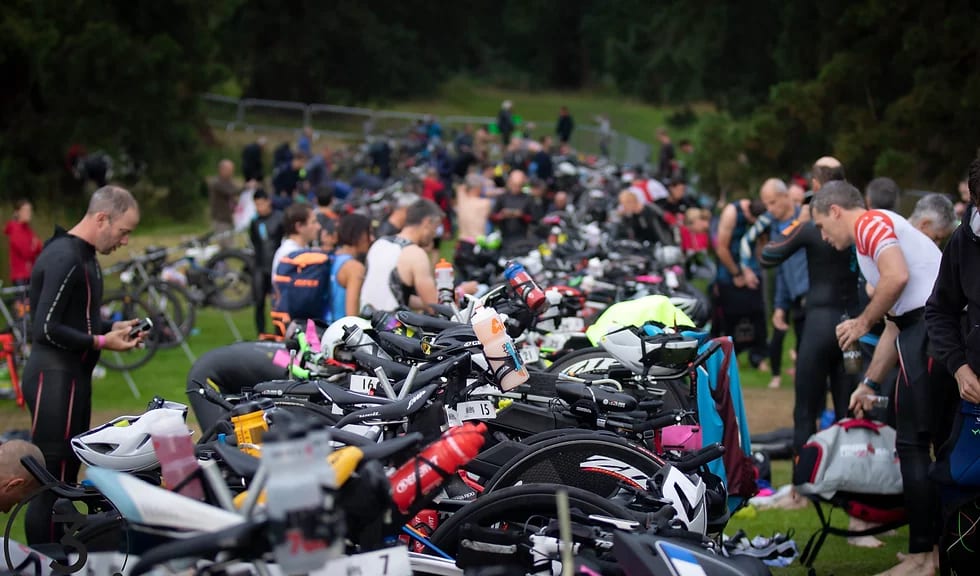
716,201,760,285
327,253,354,323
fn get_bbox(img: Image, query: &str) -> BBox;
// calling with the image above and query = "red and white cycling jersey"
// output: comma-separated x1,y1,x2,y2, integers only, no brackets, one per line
854,209,940,316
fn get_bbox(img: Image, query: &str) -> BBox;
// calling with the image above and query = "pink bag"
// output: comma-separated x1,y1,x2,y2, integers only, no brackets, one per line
661,424,702,452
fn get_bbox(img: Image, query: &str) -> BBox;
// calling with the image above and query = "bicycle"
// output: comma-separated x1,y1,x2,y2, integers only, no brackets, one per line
0,282,31,404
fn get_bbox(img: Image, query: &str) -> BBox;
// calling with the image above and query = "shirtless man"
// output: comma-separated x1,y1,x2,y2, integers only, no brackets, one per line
456,174,493,239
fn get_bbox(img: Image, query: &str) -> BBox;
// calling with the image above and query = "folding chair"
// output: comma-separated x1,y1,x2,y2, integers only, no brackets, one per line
799,491,907,569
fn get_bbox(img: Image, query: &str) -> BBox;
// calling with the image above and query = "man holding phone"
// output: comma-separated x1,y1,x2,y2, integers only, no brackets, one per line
22,186,145,492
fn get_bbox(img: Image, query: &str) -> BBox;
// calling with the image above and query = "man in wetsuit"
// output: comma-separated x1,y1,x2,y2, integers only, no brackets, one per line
740,179,810,390
758,184,859,455
22,186,144,543
814,181,956,576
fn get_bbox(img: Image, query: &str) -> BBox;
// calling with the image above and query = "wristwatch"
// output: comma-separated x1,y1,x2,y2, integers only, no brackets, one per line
861,376,880,393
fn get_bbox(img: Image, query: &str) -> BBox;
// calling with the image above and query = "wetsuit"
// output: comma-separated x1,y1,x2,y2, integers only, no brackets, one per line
741,208,809,379
22,229,107,484
21,229,108,544
186,341,288,432
760,219,859,451
249,210,284,334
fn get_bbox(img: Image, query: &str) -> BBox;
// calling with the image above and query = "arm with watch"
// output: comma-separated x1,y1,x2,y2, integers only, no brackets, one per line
848,320,899,417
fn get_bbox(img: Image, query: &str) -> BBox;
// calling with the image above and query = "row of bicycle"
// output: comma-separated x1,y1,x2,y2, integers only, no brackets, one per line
4,281,777,575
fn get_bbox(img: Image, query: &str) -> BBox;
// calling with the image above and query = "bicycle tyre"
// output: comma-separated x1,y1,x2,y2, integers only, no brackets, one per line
484,434,665,498
428,484,635,558
206,249,253,311
136,280,195,349
97,293,158,371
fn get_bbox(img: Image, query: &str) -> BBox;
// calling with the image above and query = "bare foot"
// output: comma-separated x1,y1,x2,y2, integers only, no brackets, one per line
895,548,940,572
790,349,798,362
873,552,936,576
847,517,884,547
773,489,809,510
769,376,781,389
849,535,885,548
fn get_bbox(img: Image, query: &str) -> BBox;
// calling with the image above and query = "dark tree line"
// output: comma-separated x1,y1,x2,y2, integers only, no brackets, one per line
2,0,977,209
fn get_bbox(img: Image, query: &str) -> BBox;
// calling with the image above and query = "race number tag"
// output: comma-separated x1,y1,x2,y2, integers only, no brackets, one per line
445,407,463,428
520,345,540,364
314,546,411,576
349,375,380,395
458,400,496,421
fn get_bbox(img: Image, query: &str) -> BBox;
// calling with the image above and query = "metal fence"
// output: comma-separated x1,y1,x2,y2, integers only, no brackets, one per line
202,94,651,165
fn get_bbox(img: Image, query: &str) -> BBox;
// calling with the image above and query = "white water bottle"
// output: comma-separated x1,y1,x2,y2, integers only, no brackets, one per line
151,411,204,500
471,306,529,391
265,428,337,574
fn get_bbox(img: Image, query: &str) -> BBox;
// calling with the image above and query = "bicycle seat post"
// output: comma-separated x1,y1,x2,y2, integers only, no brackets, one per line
397,364,420,400
373,366,397,399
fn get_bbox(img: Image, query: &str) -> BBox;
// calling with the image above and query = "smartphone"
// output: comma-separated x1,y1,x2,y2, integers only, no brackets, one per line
129,317,154,338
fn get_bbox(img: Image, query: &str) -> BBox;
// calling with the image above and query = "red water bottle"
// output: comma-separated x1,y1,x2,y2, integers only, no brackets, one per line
389,422,487,514
400,509,440,552
504,261,547,313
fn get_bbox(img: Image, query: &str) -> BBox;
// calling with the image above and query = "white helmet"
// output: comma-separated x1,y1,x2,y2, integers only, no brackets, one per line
71,402,189,472
652,464,707,535
322,315,372,360
599,326,699,376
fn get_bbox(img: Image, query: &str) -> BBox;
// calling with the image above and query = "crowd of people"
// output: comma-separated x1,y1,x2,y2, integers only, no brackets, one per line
2,99,979,575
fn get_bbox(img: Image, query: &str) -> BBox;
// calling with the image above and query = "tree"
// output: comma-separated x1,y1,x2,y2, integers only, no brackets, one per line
0,0,237,214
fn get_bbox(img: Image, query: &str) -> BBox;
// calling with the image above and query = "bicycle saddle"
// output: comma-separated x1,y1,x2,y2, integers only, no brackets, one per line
251,379,391,406
395,311,461,333
376,331,426,359
335,383,438,428
352,349,413,380
555,381,638,413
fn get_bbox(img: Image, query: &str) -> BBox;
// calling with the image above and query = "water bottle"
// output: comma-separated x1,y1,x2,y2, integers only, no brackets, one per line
388,422,487,514
839,313,863,374
435,259,456,307
471,306,529,391
343,323,393,360
151,411,205,500
265,426,338,574
503,261,547,313
371,309,404,333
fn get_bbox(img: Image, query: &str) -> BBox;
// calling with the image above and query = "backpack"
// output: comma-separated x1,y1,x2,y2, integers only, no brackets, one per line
793,419,902,499
272,249,332,322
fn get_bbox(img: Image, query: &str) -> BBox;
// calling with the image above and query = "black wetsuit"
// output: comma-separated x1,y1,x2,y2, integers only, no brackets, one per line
760,219,860,451
22,229,107,544
186,341,288,432
249,210,285,334
23,229,107,483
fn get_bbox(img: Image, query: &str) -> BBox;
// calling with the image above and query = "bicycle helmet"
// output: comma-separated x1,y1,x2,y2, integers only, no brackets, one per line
668,295,709,329
71,402,189,472
322,315,372,360
599,325,699,376
650,464,707,535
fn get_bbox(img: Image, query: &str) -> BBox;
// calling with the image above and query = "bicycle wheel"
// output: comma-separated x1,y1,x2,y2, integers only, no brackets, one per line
97,293,158,371
484,434,665,499
205,249,253,310
545,347,620,377
428,484,635,558
136,280,195,349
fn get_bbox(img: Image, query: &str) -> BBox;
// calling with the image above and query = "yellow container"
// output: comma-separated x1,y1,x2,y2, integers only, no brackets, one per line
231,409,268,457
